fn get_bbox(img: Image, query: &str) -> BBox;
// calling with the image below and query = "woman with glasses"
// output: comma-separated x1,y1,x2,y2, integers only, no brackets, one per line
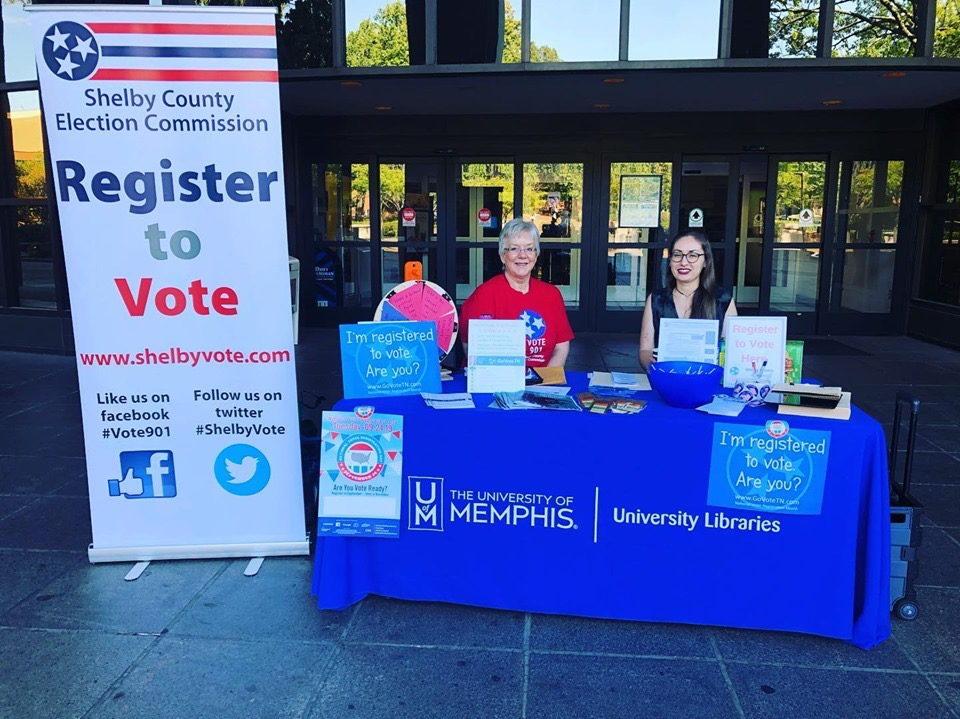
460,218,574,367
638,230,737,371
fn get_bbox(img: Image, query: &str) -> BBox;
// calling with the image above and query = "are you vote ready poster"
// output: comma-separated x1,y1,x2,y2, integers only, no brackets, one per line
28,5,307,561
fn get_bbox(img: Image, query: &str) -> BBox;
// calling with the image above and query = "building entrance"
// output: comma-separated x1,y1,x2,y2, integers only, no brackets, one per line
306,151,911,339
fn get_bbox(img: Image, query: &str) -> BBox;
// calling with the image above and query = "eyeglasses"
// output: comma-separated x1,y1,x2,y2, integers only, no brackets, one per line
670,251,704,264
505,246,537,256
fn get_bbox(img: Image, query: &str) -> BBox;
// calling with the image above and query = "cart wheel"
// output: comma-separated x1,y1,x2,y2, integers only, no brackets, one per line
894,599,919,621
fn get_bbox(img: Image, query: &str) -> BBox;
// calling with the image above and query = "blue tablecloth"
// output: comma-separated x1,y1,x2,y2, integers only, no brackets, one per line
311,373,891,649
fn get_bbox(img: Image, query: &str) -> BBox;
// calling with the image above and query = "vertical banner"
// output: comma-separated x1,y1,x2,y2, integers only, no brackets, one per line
27,6,307,561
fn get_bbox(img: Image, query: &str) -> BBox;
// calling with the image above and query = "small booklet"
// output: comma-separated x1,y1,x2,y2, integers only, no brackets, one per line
696,394,747,417
576,392,647,415
589,372,651,392
421,392,475,409
777,392,852,420
768,384,843,409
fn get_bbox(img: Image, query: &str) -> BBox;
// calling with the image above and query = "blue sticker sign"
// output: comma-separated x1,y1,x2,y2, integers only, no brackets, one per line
707,420,831,515
339,321,442,398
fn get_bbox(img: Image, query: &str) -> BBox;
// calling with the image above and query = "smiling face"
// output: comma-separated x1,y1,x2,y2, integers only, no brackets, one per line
501,230,539,283
670,234,707,286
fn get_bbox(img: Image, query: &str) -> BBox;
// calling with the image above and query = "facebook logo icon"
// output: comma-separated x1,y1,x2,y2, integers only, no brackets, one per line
108,450,177,499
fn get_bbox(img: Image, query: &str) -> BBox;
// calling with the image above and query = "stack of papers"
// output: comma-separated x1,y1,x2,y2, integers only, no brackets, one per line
421,392,475,409
588,372,651,392
492,391,582,411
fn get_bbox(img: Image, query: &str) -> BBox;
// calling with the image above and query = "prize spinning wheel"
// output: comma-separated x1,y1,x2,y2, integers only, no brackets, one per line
374,280,459,362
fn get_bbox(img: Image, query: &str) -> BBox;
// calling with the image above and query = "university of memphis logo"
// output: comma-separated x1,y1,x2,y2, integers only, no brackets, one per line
336,435,385,482
42,22,100,81
408,476,444,531
520,309,546,340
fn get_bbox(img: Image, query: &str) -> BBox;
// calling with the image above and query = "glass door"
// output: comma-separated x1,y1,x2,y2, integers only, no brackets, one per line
378,159,440,294
757,158,828,334
454,161,514,302
819,158,908,334
597,159,673,331
521,161,586,313
678,158,737,294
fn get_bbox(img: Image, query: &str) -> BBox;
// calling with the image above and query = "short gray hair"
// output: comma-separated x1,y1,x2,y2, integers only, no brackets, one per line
498,218,541,256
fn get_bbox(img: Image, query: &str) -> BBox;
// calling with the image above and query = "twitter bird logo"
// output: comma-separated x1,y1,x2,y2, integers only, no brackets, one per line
214,444,271,496
224,456,259,484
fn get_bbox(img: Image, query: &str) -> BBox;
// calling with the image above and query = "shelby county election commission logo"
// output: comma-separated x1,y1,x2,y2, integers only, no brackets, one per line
336,436,385,482
42,23,101,81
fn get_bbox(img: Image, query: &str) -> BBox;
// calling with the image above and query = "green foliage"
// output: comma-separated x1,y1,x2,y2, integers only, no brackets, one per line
15,157,46,199
502,1,562,62
347,1,409,68
770,0,927,58
935,0,960,56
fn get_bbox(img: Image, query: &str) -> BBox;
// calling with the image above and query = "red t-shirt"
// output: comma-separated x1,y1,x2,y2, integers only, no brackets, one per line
460,275,574,367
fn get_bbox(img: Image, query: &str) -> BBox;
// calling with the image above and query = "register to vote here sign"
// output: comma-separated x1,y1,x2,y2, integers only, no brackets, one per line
707,420,831,515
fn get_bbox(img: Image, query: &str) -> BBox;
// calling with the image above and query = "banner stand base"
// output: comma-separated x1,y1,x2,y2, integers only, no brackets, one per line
88,539,310,564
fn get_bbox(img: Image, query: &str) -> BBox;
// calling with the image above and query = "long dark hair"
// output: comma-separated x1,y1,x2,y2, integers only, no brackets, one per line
666,230,718,320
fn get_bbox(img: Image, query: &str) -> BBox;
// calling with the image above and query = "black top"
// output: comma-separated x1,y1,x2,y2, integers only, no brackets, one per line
650,286,733,347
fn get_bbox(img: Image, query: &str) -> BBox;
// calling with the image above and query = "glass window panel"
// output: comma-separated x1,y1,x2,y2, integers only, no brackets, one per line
457,163,514,241
2,1,37,82
8,92,47,199
836,159,903,313
347,0,410,67
315,244,372,309
380,162,437,243
917,209,960,306
774,161,826,244
535,248,580,308
381,246,436,290
770,0,820,57
13,205,56,309
832,0,917,57
934,0,960,57
629,0,721,60
501,1,526,63
605,248,650,310
608,162,672,244
844,160,903,244
840,247,896,312
523,162,583,244
276,0,333,69
945,159,960,204
455,246,504,302
529,0,617,62
770,247,820,311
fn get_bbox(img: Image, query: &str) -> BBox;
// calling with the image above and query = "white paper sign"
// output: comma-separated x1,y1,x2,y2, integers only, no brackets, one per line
658,318,720,364
28,5,306,562
723,316,788,388
688,208,704,228
798,208,814,227
467,319,526,393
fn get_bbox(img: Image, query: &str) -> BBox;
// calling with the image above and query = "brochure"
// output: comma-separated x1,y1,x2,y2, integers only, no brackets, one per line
421,392,475,409
589,372,651,392
467,319,526,393
658,318,720,364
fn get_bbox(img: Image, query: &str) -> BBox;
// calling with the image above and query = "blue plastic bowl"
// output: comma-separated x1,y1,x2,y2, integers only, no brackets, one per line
648,361,723,408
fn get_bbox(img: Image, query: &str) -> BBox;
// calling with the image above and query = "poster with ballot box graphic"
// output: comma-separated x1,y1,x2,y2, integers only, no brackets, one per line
28,5,306,561
318,408,403,537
